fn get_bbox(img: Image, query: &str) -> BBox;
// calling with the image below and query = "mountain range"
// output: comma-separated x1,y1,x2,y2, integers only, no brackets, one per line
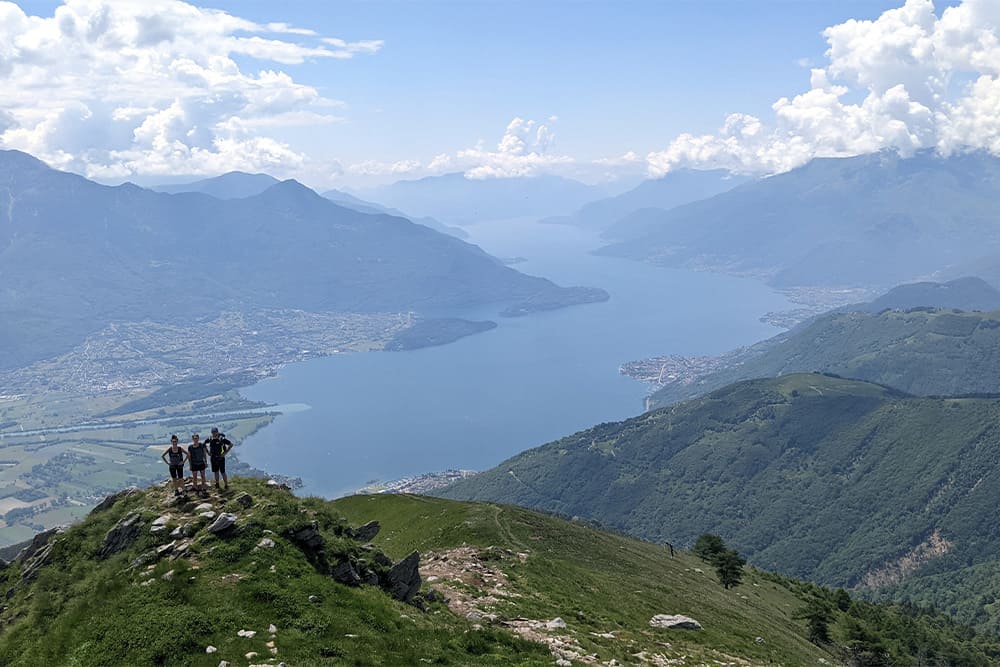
597,151,1000,290
356,173,611,225
541,168,751,232
0,150,606,370
151,171,468,238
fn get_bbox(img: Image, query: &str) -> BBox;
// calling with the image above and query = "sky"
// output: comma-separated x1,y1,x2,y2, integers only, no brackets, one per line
1,0,997,189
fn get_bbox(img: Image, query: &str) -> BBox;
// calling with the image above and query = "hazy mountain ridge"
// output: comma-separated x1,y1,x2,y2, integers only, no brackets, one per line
0,150,607,370
597,152,1000,290
438,373,1000,634
357,172,609,225
542,168,751,232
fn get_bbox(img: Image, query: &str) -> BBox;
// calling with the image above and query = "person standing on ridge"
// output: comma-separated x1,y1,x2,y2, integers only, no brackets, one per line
188,433,209,496
161,434,189,497
206,426,233,490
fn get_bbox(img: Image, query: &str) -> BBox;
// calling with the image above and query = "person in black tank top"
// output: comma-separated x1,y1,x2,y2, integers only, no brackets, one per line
206,427,233,490
161,435,189,496
188,433,209,496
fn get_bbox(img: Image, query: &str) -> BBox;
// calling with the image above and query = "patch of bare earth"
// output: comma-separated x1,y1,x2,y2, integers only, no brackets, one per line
421,546,608,665
861,529,953,589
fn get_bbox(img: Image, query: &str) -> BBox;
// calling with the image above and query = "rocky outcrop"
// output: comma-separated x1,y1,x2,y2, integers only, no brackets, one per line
286,522,328,571
233,493,253,509
331,560,362,586
19,529,63,582
207,513,238,534
14,527,60,564
91,487,139,514
99,512,143,559
351,520,380,543
649,614,702,630
386,551,421,603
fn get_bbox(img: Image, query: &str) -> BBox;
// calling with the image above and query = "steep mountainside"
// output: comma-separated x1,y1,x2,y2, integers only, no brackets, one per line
649,307,1000,408
2,479,994,665
0,150,606,369
320,188,468,238
359,173,606,224
542,169,750,232
597,152,1000,289
440,373,1000,634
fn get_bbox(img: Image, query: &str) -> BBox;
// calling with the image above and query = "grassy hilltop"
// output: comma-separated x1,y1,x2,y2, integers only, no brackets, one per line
4,478,992,665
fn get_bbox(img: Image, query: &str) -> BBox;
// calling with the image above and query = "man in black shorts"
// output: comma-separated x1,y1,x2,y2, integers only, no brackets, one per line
160,435,189,496
206,426,233,490
188,433,209,496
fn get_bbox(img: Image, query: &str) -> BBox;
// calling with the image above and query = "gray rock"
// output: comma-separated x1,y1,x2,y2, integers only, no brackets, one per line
256,537,276,549
352,520,380,543
207,513,238,534
286,521,327,570
546,617,567,629
14,528,60,564
90,487,139,514
331,560,362,586
649,614,703,630
198,511,217,521
20,534,61,582
308,594,321,603
99,512,143,559
374,551,392,567
194,502,214,512
233,492,253,509
385,551,421,603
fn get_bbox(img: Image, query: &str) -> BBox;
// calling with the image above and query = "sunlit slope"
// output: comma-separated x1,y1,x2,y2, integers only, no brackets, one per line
440,374,1000,633
650,307,1000,408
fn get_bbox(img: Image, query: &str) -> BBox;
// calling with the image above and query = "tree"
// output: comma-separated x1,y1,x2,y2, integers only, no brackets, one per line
714,549,746,589
693,533,726,563
797,596,835,644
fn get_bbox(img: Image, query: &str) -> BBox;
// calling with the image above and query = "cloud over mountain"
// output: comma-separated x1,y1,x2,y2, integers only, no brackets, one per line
648,0,1000,176
0,0,380,179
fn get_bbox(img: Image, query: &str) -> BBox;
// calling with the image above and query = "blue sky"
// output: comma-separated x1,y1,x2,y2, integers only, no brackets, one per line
3,0,992,188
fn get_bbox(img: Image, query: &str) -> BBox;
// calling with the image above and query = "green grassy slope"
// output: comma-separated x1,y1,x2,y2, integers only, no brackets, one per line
2,478,995,665
440,374,1000,634
650,308,1000,409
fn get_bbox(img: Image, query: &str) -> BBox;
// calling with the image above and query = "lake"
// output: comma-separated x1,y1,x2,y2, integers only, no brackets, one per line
239,219,791,496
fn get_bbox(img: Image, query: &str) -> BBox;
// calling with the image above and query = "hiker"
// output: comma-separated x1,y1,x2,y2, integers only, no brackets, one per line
160,434,189,496
206,426,233,490
188,433,209,496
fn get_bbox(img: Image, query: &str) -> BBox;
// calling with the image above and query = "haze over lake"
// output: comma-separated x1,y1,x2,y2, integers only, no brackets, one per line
239,219,791,496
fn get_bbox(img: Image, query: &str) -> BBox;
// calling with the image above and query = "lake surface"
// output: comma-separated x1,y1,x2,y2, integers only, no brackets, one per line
239,219,791,497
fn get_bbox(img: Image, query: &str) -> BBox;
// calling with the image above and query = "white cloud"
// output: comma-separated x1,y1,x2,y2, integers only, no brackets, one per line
648,0,1000,176
431,116,574,179
0,0,380,179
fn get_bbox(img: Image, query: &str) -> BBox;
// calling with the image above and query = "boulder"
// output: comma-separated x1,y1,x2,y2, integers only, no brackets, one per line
233,492,253,509
286,522,327,570
90,487,139,514
352,520,380,543
385,551,421,603
207,513,238,534
649,614,702,630
331,560,362,586
256,537,276,549
194,502,214,512
99,512,143,559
